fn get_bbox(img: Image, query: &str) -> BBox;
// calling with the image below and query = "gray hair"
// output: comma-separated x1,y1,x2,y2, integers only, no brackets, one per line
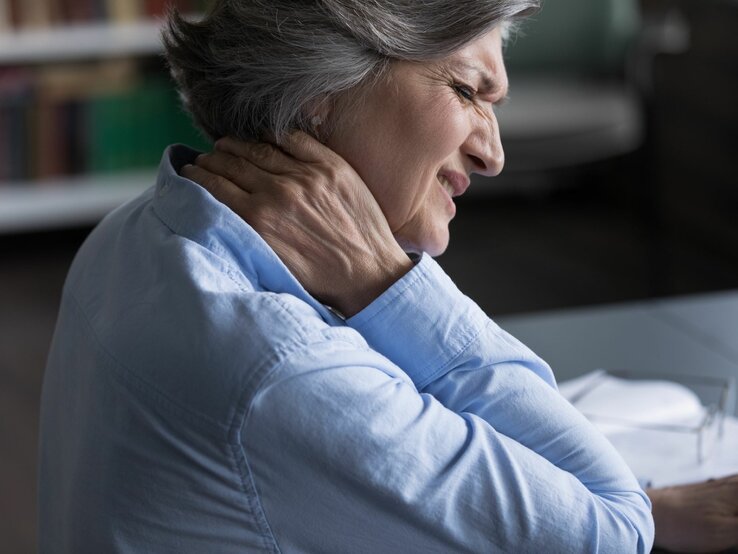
162,0,539,142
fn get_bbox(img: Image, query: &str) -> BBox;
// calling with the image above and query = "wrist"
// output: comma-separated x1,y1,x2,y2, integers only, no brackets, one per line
336,248,414,318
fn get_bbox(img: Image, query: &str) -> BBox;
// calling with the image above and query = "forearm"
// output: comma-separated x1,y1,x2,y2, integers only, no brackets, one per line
247,335,654,552
349,254,654,549
348,253,556,390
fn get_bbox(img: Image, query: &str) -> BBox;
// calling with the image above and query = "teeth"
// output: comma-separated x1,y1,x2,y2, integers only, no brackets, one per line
438,175,454,197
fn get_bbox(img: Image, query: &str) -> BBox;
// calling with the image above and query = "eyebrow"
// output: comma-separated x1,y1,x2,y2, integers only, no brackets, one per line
446,59,509,105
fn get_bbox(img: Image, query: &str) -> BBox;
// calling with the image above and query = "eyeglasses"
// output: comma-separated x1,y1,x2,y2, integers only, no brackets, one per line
568,369,735,465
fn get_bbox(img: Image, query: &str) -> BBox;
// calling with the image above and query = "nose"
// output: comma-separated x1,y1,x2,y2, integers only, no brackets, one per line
464,111,504,177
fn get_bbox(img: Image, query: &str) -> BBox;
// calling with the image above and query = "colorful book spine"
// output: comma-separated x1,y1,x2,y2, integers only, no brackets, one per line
17,0,54,28
8,64,211,180
88,76,210,174
0,0,206,29
0,0,11,30
106,0,142,24
0,2,211,186
0,69,34,183
145,0,169,18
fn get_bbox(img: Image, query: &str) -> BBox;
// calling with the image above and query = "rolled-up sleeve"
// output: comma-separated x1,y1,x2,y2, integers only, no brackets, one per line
242,255,654,553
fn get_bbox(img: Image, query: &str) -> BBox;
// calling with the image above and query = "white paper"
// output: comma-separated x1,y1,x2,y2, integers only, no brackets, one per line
559,371,738,487
606,415,738,487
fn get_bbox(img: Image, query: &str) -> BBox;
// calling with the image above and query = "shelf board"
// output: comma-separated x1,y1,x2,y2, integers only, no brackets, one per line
0,20,164,63
0,171,156,233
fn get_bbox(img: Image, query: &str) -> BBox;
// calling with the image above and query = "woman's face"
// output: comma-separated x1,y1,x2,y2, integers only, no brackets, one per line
326,28,507,256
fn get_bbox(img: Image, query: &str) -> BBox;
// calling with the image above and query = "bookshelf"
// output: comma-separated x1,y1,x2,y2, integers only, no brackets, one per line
0,20,163,64
0,8,208,233
0,170,155,232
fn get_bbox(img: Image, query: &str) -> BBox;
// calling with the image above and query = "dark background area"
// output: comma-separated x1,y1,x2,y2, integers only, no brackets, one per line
1,0,737,552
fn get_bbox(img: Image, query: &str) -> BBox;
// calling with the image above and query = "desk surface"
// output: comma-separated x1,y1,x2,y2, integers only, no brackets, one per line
498,290,738,410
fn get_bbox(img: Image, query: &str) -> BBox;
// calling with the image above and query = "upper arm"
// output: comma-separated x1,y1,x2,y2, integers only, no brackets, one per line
238,337,652,553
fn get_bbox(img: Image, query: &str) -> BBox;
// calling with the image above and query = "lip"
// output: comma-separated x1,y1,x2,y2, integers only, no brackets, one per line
437,170,470,198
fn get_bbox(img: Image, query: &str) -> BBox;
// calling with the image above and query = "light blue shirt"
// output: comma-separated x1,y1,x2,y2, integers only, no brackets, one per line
39,145,654,553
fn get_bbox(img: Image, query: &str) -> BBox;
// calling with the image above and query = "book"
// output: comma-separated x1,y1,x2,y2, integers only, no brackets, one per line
5,0,20,28
105,0,142,23
145,0,169,18
6,89,32,181
0,0,11,31
32,93,66,178
1,55,210,185
88,74,210,174
0,69,34,182
147,0,202,19
16,0,54,28
89,86,135,172
33,60,138,177
59,0,98,23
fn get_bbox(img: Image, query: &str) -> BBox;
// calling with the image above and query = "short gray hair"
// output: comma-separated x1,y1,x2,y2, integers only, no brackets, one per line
163,0,539,142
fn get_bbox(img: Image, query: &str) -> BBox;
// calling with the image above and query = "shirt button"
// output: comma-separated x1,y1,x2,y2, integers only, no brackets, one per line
158,182,171,197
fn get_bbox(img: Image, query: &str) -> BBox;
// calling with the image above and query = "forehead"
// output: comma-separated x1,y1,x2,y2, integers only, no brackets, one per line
443,29,507,86
453,27,504,60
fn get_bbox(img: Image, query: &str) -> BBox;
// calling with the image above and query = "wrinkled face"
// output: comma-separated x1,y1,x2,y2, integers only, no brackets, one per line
326,28,507,256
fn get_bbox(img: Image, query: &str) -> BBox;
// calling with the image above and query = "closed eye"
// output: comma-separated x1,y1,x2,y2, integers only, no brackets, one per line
453,83,476,101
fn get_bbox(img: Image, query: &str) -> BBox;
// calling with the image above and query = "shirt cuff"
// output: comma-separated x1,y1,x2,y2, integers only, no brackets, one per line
347,253,489,390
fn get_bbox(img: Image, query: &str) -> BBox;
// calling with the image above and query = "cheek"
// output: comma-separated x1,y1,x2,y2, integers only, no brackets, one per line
384,101,468,216
401,94,468,159
327,88,469,229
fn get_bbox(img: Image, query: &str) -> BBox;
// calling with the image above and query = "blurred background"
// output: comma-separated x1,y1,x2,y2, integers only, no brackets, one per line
0,0,736,551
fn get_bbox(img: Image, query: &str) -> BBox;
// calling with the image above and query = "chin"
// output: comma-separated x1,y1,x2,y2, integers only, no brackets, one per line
424,241,449,258
398,230,450,258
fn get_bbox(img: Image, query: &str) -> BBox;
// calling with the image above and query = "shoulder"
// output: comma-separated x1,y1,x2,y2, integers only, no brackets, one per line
61,194,369,430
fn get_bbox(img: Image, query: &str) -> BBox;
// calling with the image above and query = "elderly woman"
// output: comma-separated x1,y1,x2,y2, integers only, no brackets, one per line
38,1,738,552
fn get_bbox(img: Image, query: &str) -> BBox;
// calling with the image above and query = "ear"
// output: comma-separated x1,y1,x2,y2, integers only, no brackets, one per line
305,96,333,141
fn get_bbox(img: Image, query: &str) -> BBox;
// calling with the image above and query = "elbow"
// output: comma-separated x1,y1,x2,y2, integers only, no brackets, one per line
628,495,655,554
596,490,655,553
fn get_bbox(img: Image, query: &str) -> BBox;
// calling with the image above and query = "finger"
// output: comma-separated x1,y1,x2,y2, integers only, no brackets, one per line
195,150,272,193
214,136,299,174
181,163,251,210
278,129,335,164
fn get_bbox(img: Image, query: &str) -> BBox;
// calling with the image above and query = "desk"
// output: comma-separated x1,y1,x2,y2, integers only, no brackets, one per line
498,290,738,488
498,290,738,414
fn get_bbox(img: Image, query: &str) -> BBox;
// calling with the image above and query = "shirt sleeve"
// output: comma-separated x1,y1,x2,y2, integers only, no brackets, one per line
343,253,655,552
242,329,651,553
242,255,654,552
